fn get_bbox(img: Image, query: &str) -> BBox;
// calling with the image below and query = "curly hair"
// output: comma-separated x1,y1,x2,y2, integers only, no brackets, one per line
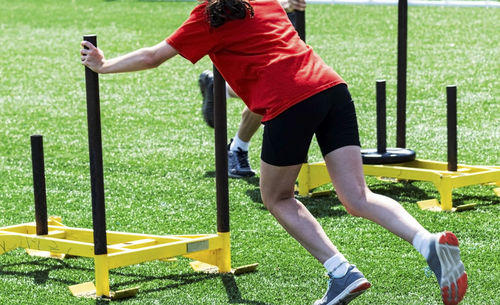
206,0,254,28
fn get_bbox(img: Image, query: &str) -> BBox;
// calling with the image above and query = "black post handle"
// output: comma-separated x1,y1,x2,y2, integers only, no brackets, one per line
396,0,408,148
31,134,48,236
376,81,387,154
213,66,230,233
447,85,457,172
83,34,108,255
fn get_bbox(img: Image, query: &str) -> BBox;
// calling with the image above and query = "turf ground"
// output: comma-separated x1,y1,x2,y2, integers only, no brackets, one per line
0,0,498,304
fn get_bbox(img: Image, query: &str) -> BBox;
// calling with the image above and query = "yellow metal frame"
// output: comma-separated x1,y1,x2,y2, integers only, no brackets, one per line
297,159,500,211
0,217,256,299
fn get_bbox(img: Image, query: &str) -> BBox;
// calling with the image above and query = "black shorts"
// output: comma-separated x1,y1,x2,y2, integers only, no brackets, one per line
261,84,360,166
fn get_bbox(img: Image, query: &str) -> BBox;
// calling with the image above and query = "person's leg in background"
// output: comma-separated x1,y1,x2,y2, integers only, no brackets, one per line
198,70,261,177
228,106,262,178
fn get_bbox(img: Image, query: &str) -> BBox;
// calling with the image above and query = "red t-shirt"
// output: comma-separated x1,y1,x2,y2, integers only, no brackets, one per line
166,0,345,122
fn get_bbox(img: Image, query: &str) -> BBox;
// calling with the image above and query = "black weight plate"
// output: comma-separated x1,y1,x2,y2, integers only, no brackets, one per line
361,148,416,164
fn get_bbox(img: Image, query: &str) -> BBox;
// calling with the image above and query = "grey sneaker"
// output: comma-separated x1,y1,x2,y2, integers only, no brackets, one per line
228,142,255,178
314,265,371,305
198,70,214,128
426,231,467,305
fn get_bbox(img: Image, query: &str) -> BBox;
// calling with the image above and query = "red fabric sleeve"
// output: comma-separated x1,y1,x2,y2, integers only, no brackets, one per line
166,4,218,64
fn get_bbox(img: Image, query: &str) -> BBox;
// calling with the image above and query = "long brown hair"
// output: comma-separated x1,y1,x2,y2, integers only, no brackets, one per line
205,0,254,28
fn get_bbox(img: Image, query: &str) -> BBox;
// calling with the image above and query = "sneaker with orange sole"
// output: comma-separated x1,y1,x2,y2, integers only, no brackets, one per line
427,231,468,305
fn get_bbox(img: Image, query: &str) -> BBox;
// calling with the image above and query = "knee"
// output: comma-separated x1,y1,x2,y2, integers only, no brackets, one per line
339,188,371,217
260,188,294,213
260,192,280,212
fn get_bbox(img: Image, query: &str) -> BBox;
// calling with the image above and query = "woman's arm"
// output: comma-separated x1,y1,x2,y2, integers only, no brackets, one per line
80,40,179,74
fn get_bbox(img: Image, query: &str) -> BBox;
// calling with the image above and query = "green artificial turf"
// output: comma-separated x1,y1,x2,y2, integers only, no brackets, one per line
0,0,498,304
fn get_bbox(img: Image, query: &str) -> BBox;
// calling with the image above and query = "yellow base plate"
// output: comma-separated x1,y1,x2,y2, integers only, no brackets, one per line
69,282,139,300
190,261,259,275
26,249,67,259
494,187,500,197
417,199,446,211
417,199,476,212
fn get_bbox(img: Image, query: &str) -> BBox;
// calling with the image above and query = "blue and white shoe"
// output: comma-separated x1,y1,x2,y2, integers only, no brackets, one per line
426,231,467,305
314,265,371,305
228,148,255,178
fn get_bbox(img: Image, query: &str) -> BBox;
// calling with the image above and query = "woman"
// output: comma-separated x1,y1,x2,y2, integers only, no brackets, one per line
80,1,467,304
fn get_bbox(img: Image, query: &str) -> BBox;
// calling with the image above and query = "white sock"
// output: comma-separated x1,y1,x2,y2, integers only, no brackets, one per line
323,253,349,278
230,134,249,152
412,230,436,260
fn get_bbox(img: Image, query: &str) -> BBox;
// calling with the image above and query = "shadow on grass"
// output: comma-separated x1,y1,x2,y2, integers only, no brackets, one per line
111,272,271,304
0,257,270,304
0,258,77,286
368,180,431,202
244,178,483,218
431,191,500,208
301,195,348,218
205,170,498,214
369,179,500,208
244,187,348,219
221,273,274,305
204,171,260,186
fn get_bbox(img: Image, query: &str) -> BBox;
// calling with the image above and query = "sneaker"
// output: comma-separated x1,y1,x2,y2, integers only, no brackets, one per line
198,70,214,128
426,231,467,305
314,265,371,305
228,140,255,178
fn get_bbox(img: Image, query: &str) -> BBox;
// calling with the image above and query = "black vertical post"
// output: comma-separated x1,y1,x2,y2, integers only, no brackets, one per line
83,34,108,255
30,135,48,236
447,85,457,172
396,0,408,148
376,81,387,154
295,9,307,162
213,66,230,233
295,10,306,42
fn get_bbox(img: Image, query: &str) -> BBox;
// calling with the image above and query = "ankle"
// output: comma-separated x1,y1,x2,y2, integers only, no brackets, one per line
324,253,349,278
230,135,249,152
412,230,436,260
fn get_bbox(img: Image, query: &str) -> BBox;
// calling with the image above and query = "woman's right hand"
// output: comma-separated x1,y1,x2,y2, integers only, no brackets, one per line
80,41,105,73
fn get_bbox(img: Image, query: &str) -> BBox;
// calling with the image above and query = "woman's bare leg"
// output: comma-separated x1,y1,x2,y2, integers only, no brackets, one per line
237,107,262,142
323,145,426,243
259,160,339,263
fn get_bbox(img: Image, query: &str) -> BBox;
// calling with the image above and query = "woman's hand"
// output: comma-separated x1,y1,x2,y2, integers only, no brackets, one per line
80,41,105,73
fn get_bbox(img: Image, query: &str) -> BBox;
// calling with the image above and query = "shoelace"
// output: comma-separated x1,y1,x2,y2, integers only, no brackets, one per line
236,149,250,168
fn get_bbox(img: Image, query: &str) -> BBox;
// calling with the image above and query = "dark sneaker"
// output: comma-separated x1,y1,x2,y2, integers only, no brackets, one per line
314,265,371,305
198,70,214,128
426,231,467,305
228,145,255,178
